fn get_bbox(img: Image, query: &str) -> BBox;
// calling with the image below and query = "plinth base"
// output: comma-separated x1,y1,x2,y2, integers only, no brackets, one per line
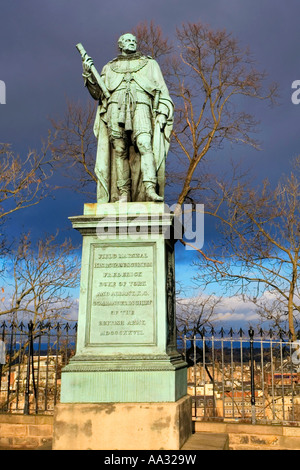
60,354,187,403
52,396,192,450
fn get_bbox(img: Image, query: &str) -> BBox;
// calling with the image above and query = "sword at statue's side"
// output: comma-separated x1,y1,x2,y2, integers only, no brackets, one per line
76,43,111,100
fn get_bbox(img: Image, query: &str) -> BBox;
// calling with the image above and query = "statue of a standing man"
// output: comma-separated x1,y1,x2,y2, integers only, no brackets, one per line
80,33,174,203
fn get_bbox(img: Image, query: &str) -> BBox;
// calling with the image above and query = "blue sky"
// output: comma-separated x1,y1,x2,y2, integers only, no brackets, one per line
1,0,300,325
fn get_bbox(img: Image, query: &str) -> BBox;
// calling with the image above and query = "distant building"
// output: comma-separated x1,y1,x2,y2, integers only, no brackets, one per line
265,372,299,386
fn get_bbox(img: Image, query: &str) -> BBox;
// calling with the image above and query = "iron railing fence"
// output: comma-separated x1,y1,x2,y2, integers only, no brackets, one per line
0,320,77,415
1,321,300,426
178,327,300,426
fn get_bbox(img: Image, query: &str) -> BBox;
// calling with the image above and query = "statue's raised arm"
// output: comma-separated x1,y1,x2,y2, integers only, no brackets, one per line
78,33,174,203
76,43,110,100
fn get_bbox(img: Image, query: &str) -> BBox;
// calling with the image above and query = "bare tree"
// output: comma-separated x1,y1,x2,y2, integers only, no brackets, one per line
167,22,277,213
132,20,173,60
176,293,223,337
194,160,300,340
0,232,80,324
0,135,56,222
50,99,97,197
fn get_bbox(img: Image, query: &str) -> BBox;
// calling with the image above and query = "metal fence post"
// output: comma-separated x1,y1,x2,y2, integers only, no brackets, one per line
24,320,34,415
249,326,256,424
0,322,6,404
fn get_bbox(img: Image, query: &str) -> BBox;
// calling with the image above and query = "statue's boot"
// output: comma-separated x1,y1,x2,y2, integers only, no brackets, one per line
141,152,163,202
144,180,163,202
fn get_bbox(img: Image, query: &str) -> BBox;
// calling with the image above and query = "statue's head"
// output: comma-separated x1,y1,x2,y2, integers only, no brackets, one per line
118,33,137,55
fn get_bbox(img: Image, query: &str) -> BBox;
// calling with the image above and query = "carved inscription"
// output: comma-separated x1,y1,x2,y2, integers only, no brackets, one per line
89,243,155,344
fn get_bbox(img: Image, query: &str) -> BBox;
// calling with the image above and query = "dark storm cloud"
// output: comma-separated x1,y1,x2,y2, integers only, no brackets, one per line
1,0,300,236
1,0,299,148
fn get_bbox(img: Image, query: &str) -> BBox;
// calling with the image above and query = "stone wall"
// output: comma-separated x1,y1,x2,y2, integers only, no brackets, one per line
194,421,300,450
2,413,300,450
0,414,53,449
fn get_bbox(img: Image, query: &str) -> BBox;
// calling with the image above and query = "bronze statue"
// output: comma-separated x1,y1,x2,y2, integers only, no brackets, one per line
77,33,173,203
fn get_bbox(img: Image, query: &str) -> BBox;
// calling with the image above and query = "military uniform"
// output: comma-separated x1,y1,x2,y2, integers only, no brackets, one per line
83,52,173,202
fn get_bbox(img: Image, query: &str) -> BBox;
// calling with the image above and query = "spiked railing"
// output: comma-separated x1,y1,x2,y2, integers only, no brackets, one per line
178,326,300,426
0,320,77,415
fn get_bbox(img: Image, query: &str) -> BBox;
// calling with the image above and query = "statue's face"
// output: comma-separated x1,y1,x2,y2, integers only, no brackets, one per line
119,34,137,54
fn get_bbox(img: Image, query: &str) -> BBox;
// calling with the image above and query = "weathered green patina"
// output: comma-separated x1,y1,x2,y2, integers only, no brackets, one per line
60,202,187,403
59,36,187,406
78,33,173,203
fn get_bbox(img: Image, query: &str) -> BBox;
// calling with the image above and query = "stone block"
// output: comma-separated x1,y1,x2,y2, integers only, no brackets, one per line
0,423,27,437
226,423,283,436
282,426,300,437
13,437,40,448
28,424,53,437
53,396,192,450
250,435,279,447
193,421,227,434
0,437,13,448
229,434,249,445
278,436,300,450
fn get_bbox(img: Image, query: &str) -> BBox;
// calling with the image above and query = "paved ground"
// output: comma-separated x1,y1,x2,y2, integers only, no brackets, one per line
181,432,229,450
0,432,229,450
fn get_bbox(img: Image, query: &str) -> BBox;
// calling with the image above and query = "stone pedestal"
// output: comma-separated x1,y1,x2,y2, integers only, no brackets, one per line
53,397,192,450
53,202,191,450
